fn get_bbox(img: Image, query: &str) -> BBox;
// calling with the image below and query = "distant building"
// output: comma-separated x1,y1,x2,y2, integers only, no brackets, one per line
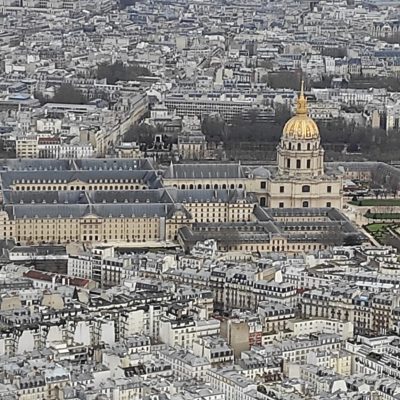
177,131,207,160
115,142,142,159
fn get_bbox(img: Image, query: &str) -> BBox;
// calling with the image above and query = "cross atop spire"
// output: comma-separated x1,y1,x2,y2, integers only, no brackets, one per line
296,80,308,115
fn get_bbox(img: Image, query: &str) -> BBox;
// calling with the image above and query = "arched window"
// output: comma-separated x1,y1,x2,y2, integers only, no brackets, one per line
302,185,310,193
307,143,311,150
303,201,309,208
297,143,301,151
288,142,292,150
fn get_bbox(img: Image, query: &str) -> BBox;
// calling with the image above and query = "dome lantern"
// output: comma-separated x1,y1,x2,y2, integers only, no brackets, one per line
296,80,308,115
282,81,319,140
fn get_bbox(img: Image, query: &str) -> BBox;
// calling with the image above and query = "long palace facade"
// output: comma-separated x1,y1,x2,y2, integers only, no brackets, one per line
0,95,365,252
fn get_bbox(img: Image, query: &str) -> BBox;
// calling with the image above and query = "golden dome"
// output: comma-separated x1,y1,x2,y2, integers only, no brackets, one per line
282,82,320,140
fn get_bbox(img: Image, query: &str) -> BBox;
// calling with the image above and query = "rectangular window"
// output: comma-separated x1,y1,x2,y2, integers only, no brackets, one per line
287,159,291,168
326,202,332,207
279,202,284,208
306,159,311,168
296,160,301,169
327,185,332,193
280,186,284,193
260,181,266,189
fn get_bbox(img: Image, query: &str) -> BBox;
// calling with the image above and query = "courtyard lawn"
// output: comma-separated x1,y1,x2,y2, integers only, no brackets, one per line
366,223,387,233
365,212,400,219
350,199,400,207
364,223,400,250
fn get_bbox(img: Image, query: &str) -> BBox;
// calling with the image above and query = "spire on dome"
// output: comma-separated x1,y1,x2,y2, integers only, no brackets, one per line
282,80,319,140
296,80,308,115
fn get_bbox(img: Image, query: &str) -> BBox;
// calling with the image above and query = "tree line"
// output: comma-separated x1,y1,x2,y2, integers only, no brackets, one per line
201,109,400,162
35,84,89,105
34,61,153,105
96,61,152,85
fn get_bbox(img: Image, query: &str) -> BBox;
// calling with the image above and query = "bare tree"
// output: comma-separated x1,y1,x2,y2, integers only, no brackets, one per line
388,175,400,197
319,230,345,247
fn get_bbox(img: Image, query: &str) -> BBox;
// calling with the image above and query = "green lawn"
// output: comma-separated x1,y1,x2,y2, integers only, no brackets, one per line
366,223,387,233
365,212,400,219
350,199,400,206
365,223,400,250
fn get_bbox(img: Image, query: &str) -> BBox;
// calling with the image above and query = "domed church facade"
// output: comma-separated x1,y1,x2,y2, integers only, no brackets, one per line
266,83,343,209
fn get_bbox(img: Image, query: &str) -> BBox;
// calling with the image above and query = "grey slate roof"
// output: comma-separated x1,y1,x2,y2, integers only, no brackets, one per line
163,163,245,179
251,166,271,178
179,221,283,245
0,159,72,171
178,207,365,250
167,188,250,203
6,204,91,219
73,158,154,171
0,158,153,172
2,188,254,206
87,189,172,204
4,203,183,219
2,190,89,205
0,170,160,189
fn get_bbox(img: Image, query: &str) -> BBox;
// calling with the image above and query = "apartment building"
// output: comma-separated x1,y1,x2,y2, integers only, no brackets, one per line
206,368,257,400
302,287,399,336
257,302,296,334
15,137,38,158
192,336,234,366
159,349,211,381
159,315,220,349
164,93,273,122
67,253,92,279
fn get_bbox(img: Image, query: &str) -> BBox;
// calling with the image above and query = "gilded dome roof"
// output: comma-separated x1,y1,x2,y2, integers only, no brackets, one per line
282,83,320,140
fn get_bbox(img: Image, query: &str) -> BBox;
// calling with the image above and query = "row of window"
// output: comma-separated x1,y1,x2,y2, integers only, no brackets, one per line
225,243,328,252
260,183,332,193
175,184,244,190
286,159,312,169
299,185,332,193
284,142,317,151
14,185,146,191
277,201,331,208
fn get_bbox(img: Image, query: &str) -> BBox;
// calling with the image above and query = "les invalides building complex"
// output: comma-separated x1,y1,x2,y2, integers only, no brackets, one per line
0,86,355,251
